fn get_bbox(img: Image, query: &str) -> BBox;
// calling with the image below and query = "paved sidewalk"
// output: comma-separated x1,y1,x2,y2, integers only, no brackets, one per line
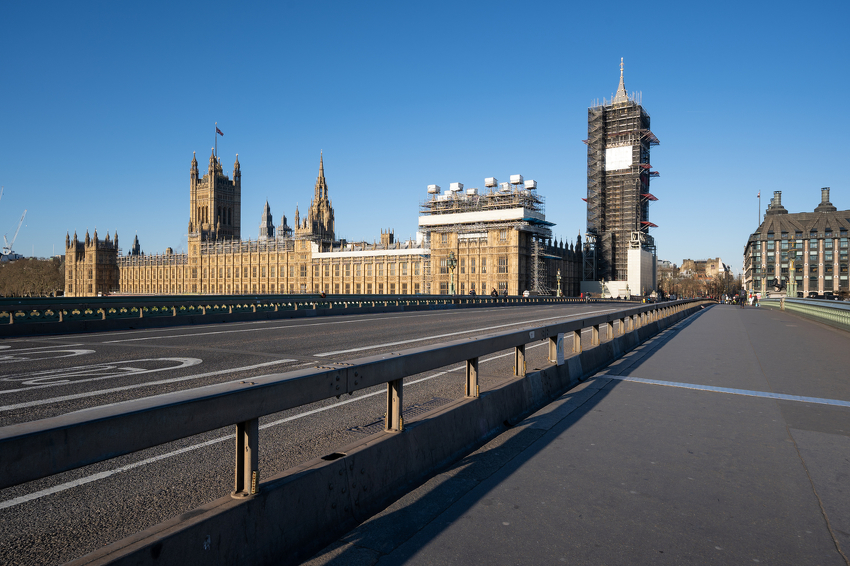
306,304,850,565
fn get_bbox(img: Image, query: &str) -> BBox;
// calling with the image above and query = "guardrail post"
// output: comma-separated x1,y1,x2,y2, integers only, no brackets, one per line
592,324,599,346
386,378,403,432
100,308,106,320
252,304,257,313
232,418,259,498
201,306,207,315
172,306,177,316
548,336,558,363
139,308,144,319
604,321,613,341
514,345,526,377
572,329,582,353
466,357,479,397
58,310,63,322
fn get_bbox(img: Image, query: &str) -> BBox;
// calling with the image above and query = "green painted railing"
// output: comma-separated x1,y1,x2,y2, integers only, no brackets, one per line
762,297,850,332
0,293,631,326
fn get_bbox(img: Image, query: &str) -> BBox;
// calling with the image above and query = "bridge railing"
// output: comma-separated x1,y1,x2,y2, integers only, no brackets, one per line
0,299,700,493
0,293,625,326
762,297,850,332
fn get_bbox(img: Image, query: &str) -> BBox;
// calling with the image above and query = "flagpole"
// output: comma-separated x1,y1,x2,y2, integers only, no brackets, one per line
214,122,217,158
758,192,761,225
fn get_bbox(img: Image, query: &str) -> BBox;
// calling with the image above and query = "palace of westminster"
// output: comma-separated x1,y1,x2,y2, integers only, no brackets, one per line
64,150,584,298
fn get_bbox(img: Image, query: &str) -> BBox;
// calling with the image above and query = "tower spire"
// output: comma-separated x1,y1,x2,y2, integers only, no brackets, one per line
613,57,628,104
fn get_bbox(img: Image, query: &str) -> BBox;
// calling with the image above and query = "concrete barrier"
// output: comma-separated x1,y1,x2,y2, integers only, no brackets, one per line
67,302,706,566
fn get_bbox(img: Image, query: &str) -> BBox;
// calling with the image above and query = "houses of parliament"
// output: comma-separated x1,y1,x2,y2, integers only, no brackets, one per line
65,149,583,298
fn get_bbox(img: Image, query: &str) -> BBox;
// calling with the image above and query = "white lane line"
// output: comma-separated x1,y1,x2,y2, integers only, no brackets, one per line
97,309,492,344
0,343,544,510
315,309,616,357
602,375,850,408
0,343,84,352
88,305,517,341
97,305,589,344
0,360,296,413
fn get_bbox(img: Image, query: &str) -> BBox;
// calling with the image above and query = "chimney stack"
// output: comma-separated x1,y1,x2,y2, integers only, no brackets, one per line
821,187,830,204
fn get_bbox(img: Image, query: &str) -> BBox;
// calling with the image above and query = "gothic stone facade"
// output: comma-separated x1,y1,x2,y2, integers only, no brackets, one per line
65,153,582,297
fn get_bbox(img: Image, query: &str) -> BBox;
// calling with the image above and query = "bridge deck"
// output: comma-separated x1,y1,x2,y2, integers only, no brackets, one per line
306,303,850,565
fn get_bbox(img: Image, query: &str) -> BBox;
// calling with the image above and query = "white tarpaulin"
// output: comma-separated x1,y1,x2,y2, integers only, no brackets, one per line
605,146,632,171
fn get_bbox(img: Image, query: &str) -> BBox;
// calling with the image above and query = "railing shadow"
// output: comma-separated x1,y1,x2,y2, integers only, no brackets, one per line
307,304,714,564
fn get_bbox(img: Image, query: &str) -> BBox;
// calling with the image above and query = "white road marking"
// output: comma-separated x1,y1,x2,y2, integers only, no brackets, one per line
0,344,545,509
315,310,615,357
0,358,203,391
98,310,484,344
0,359,296,413
0,349,95,364
0,343,84,352
602,375,850,408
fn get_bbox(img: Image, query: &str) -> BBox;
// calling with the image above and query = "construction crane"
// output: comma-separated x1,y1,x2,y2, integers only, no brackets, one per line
0,187,28,257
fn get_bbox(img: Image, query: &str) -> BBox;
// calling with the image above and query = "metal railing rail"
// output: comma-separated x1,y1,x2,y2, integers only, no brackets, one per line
0,299,702,493
762,297,850,332
0,293,627,326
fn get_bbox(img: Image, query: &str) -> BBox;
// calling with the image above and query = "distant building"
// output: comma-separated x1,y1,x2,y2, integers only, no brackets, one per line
65,151,583,297
680,258,729,279
744,189,849,297
583,58,659,298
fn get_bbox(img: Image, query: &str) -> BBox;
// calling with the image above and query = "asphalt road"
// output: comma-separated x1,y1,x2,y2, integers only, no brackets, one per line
0,302,624,566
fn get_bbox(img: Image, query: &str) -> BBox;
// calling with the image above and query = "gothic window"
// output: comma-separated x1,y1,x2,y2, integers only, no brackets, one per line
389,263,396,276
377,263,384,276
401,262,407,276
324,264,329,277
345,283,350,294
252,267,257,277
334,264,340,277
439,282,448,294
498,282,507,292
471,258,476,274
378,283,384,294
355,264,362,277
356,283,362,293
498,257,508,273
414,262,420,276
300,265,307,278
367,283,372,294
441,233,448,244
500,230,507,241
261,266,266,277
481,258,487,274
366,263,373,276
414,283,420,294
390,283,396,294
290,265,295,277
440,259,448,274
243,267,248,277
345,264,351,277
313,265,319,277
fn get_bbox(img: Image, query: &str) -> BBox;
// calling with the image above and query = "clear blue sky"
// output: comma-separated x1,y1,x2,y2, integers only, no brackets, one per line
2,1,848,274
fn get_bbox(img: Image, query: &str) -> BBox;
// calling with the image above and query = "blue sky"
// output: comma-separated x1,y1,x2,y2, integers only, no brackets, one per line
1,1,848,274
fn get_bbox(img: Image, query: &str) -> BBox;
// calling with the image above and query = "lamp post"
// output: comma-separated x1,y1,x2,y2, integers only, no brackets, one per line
447,252,458,295
556,269,562,297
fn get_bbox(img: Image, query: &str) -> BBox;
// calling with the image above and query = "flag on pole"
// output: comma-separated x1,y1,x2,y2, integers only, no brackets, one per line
757,191,760,198
216,127,224,136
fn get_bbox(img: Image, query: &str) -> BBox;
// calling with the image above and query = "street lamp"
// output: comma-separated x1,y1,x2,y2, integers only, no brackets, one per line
447,252,458,295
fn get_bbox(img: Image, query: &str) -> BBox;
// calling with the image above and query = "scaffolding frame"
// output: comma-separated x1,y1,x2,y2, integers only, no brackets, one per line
585,97,659,283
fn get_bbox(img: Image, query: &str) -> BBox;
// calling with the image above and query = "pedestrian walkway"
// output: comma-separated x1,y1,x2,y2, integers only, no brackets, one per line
305,304,850,566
